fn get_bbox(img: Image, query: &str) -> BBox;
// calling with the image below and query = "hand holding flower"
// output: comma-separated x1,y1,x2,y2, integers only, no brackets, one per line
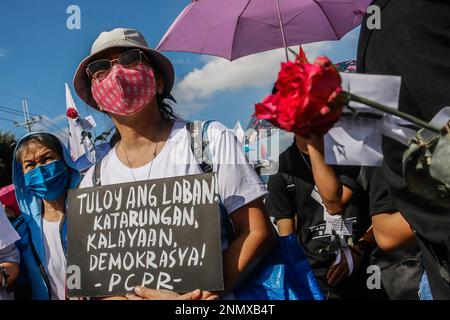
254,55,343,136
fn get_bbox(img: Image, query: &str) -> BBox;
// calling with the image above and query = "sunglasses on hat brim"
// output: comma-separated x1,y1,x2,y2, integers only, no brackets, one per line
86,49,151,81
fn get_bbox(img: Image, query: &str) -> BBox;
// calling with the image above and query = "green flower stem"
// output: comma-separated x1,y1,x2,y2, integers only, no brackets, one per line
344,92,441,134
288,48,298,59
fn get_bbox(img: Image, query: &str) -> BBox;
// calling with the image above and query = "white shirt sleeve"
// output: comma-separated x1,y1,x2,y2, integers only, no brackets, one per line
0,244,20,265
207,122,268,214
0,206,20,251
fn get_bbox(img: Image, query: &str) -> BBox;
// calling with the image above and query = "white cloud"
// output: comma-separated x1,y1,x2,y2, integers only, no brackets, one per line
176,101,207,117
47,114,67,124
173,42,332,116
0,49,8,59
171,57,195,65
171,27,362,117
32,114,69,142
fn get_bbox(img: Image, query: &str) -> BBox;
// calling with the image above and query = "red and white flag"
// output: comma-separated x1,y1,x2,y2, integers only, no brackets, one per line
65,83,96,163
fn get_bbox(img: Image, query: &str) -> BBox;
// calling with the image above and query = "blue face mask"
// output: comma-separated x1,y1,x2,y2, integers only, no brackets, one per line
23,160,69,201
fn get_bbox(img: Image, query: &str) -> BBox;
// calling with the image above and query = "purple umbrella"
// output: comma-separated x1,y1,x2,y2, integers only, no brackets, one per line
157,0,371,61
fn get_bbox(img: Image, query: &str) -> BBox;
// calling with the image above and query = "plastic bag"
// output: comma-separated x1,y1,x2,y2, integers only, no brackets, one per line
234,234,324,300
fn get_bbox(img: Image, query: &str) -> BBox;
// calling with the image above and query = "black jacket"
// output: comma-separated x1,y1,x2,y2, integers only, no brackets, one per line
357,0,450,299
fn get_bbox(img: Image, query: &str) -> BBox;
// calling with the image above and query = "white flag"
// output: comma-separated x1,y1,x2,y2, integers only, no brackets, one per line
233,121,245,145
65,83,95,163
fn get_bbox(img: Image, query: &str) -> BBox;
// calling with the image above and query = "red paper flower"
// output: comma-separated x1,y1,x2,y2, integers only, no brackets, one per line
254,55,343,136
66,107,79,119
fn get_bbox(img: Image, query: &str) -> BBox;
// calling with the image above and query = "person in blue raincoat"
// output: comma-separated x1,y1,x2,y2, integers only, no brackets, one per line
12,132,81,300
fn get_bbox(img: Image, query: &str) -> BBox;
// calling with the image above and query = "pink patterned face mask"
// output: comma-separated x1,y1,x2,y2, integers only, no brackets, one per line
91,64,156,116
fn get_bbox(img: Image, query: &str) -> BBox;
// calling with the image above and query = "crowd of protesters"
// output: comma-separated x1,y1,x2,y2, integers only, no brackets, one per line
1,0,450,300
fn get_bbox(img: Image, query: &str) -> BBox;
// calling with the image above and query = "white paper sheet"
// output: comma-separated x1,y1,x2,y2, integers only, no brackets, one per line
325,116,384,166
340,72,402,114
325,73,402,166
325,77,450,166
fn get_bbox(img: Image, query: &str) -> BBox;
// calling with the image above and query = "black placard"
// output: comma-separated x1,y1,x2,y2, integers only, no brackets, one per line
66,173,223,298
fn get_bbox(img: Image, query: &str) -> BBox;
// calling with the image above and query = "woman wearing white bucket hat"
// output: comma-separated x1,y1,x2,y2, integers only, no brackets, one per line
74,28,275,300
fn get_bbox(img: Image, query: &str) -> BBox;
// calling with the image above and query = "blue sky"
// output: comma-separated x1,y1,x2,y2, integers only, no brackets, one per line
0,0,361,143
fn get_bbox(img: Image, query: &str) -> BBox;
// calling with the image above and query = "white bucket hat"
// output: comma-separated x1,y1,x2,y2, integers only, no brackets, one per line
73,28,175,109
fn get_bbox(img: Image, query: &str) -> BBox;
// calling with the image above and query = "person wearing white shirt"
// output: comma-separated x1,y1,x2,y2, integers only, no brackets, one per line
0,204,20,300
73,28,276,300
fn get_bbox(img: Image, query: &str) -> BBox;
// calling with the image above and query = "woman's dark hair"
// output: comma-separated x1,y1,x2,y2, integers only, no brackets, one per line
157,93,178,122
15,133,63,163
109,129,121,148
94,48,180,122
145,53,179,122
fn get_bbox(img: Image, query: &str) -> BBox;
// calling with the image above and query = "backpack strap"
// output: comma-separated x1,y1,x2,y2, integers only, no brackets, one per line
187,120,214,173
186,120,237,243
92,161,102,187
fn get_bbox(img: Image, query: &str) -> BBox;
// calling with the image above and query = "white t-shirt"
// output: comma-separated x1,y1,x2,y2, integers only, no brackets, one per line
79,120,268,247
42,220,67,300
